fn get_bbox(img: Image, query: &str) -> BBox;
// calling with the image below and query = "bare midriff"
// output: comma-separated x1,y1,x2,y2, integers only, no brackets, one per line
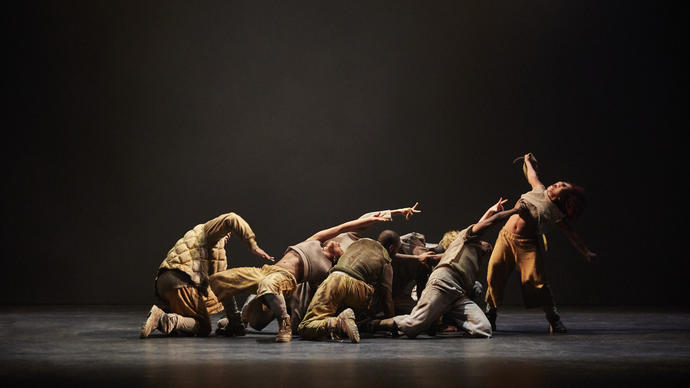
274,251,305,283
504,213,538,237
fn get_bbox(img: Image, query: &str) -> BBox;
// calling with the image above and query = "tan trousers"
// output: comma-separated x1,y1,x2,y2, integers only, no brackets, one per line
486,228,555,309
158,286,221,336
298,272,374,340
209,265,298,303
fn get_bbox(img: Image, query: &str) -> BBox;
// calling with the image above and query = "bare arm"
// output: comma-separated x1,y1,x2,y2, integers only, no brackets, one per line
348,203,420,237
555,220,597,262
523,153,543,189
308,215,391,243
478,197,508,223
395,252,442,267
471,207,521,236
390,202,421,220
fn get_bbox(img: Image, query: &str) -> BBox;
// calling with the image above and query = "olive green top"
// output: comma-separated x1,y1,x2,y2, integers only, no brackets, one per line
331,238,392,285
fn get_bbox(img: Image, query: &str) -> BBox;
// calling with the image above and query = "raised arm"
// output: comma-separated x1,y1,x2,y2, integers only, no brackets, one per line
478,197,508,224
358,202,421,221
555,220,597,262
523,153,544,189
308,214,392,243
204,212,274,262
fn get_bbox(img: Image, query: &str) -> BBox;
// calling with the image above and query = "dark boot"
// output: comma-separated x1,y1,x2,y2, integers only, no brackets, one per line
219,296,246,336
544,305,567,334
228,311,246,336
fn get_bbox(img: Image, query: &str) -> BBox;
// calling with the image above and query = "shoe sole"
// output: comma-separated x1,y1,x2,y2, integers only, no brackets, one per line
338,309,360,343
140,306,163,339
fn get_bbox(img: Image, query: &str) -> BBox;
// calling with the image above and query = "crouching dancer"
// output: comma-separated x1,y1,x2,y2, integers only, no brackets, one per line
209,213,393,342
238,204,421,337
375,198,522,338
298,231,401,343
140,212,273,338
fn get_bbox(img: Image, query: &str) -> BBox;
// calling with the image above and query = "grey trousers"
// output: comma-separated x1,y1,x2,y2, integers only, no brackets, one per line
393,267,492,338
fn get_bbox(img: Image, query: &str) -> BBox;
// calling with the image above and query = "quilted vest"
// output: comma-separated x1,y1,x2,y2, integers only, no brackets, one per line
158,224,228,287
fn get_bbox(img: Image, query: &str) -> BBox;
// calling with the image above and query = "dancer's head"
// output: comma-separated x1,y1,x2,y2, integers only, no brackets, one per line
440,230,493,259
438,230,461,252
547,181,586,220
378,229,401,256
323,240,343,263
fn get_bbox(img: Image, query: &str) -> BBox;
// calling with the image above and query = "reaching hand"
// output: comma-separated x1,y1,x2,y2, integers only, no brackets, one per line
417,251,441,268
252,246,275,262
490,197,508,214
524,153,535,164
403,202,421,220
585,251,597,263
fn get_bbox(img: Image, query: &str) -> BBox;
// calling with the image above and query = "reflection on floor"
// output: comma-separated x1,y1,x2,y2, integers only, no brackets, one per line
2,306,689,387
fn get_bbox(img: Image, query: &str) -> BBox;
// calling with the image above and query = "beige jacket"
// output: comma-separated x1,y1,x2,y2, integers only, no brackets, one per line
158,212,259,289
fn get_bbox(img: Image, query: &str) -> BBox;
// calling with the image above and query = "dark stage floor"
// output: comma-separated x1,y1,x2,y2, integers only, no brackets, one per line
2,306,689,387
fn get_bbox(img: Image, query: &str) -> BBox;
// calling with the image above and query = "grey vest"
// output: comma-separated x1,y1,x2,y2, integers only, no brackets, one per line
287,240,332,285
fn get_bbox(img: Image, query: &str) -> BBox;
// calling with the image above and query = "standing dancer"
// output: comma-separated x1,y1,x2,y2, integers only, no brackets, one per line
485,153,596,333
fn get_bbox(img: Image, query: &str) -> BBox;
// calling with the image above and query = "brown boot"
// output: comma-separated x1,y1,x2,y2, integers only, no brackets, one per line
139,305,165,338
336,308,360,343
275,315,292,343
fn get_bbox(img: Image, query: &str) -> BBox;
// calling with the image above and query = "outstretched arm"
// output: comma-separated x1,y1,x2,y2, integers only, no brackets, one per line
204,212,274,262
390,202,421,221
471,201,522,236
523,153,543,189
555,220,597,262
395,252,442,268
348,203,421,237
308,215,392,243
478,197,508,223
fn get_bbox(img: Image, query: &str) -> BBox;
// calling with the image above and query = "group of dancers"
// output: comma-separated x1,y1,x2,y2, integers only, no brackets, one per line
140,153,595,343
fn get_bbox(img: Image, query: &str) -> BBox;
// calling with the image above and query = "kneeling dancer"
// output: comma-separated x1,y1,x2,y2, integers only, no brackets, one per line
209,213,392,342
297,231,400,343
140,212,273,338
376,198,521,338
